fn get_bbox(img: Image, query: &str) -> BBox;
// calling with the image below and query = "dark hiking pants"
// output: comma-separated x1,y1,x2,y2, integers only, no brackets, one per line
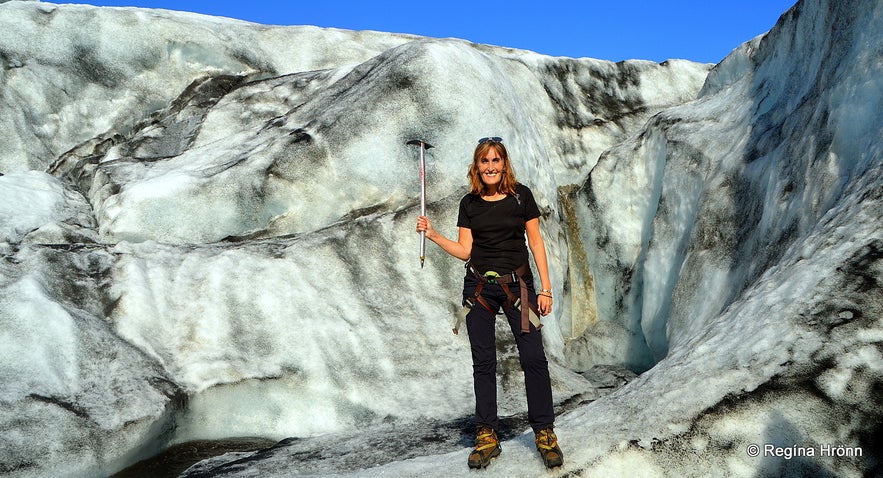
463,273,555,433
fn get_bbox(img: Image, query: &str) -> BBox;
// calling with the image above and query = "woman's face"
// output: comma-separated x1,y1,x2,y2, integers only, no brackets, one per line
478,147,504,187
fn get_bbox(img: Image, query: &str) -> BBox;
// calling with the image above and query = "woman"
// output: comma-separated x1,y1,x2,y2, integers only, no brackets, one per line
415,137,563,469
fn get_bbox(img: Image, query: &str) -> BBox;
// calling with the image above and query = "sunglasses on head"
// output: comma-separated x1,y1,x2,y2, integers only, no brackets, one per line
477,136,503,144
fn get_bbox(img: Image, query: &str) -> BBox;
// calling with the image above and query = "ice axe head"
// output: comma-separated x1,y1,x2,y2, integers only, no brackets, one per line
406,139,434,149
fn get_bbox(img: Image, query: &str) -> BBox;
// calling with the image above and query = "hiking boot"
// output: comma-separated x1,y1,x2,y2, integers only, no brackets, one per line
468,426,501,469
535,427,563,468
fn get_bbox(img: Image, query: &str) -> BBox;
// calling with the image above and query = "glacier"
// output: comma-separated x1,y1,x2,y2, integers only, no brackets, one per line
0,0,880,477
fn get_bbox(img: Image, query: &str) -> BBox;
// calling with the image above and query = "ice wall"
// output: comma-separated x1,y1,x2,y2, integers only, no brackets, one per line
556,0,882,476
567,0,882,369
0,1,418,173
0,234,185,477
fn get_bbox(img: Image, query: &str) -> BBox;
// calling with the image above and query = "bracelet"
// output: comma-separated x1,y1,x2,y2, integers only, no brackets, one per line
539,292,553,299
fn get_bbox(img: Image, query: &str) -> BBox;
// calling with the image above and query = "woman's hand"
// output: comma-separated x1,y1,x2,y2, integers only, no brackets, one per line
416,215,435,240
537,292,553,316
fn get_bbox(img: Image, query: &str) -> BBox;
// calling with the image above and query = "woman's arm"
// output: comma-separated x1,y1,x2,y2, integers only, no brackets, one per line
416,216,472,261
525,217,553,316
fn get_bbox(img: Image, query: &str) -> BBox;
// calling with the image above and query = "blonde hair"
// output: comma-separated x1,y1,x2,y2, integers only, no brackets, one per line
467,141,518,195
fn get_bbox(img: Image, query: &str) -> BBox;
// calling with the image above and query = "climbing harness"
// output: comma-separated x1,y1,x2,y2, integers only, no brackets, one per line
452,262,542,335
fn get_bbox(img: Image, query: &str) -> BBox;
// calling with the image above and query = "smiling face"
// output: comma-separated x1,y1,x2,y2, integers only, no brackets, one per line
479,147,504,187
468,141,517,196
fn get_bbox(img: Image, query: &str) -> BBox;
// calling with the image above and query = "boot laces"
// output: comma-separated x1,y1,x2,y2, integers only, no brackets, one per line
535,428,558,450
474,427,498,451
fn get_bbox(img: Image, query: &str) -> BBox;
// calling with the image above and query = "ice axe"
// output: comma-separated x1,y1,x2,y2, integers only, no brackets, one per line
406,139,433,268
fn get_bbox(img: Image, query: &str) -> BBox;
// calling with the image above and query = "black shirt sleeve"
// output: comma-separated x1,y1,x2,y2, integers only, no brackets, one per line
457,194,473,229
518,184,541,222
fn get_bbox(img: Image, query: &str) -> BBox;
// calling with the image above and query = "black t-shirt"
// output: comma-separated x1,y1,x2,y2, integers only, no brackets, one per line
457,183,541,273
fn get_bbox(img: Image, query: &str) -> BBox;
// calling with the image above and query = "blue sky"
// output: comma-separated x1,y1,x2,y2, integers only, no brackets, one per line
75,0,798,64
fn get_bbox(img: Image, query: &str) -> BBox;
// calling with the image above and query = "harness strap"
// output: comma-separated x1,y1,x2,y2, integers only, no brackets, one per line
472,282,495,316
509,263,539,333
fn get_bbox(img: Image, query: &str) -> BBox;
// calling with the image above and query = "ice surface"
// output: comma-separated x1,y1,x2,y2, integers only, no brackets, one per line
0,0,881,477
0,172,97,244
0,2,418,173
0,244,184,477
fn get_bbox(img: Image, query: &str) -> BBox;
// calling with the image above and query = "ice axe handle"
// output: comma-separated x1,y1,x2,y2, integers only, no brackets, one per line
406,140,433,268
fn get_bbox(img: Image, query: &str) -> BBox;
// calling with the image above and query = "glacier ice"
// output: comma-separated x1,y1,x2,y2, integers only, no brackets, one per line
0,0,881,477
